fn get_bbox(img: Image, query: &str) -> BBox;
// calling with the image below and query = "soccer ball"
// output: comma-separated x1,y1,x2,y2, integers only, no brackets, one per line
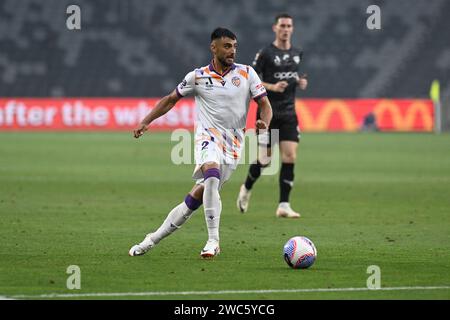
283,236,317,269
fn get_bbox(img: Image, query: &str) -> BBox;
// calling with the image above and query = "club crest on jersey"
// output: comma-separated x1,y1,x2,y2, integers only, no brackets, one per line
294,56,300,64
231,76,241,87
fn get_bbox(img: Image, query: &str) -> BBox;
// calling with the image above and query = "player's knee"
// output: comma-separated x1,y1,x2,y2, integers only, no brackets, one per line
258,151,272,167
282,153,296,163
258,157,271,168
202,162,220,172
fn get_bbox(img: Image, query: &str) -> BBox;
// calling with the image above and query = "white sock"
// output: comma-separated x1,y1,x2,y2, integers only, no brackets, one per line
279,202,290,209
151,202,194,244
203,176,221,242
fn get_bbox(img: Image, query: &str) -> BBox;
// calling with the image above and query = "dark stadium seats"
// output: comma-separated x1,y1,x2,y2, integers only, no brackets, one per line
0,0,448,98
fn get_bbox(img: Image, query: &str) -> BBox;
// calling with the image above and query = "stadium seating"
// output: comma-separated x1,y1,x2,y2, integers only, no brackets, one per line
0,0,449,98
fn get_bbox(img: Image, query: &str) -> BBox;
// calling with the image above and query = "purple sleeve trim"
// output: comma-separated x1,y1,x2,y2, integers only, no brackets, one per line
253,92,267,101
175,87,184,98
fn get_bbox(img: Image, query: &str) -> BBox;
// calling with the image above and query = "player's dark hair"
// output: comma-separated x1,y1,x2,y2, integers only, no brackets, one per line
274,13,293,24
211,27,237,42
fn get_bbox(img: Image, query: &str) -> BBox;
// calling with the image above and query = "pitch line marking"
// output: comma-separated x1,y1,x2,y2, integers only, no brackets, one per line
7,285,450,299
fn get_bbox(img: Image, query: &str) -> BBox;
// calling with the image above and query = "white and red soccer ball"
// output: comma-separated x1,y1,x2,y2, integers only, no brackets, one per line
283,236,317,269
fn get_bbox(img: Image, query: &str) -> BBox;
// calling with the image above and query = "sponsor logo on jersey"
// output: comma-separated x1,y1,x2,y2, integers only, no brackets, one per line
205,77,214,90
274,55,281,66
274,71,299,80
231,76,241,87
179,79,187,89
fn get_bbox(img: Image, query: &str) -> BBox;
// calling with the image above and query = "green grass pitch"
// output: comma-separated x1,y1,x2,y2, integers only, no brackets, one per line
0,132,449,300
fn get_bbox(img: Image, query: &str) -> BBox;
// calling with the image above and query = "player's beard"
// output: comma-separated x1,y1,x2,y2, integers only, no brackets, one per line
218,56,234,68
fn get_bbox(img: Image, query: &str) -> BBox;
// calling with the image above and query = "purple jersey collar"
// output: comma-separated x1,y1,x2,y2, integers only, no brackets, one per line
209,60,236,77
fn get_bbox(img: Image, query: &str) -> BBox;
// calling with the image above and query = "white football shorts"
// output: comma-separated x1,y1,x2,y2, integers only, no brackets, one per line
192,125,243,189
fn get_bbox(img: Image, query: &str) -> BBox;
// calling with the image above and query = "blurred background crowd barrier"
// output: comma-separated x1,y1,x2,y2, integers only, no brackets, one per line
1,0,448,131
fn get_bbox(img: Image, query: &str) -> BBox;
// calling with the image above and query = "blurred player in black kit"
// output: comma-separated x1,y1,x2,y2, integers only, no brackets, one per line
237,13,308,218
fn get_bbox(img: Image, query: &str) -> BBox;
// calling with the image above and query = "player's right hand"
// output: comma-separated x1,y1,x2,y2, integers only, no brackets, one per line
133,124,148,138
272,81,289,93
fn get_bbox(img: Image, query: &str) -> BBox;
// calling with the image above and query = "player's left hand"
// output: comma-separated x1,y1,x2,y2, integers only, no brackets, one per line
297,74,308,90
255,119,268,135
255,119,268,131
133,124,148,138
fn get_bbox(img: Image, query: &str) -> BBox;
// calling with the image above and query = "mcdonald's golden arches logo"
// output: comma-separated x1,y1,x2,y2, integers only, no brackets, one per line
295,99,433,132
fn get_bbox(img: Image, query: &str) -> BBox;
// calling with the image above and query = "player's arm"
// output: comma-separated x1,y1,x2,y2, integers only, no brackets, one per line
133,90,181,138
296,52,307,90
297,73,308,90
262,81,289,93
253,49,287,93
255,95,272,132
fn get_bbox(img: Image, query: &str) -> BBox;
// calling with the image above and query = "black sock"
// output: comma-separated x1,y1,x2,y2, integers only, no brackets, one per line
244,161,263,190
279,163,294,203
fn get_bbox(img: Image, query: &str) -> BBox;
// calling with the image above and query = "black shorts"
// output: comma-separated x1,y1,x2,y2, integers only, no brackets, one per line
257,111,300,146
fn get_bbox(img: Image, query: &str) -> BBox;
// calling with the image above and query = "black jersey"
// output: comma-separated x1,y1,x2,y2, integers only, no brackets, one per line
252,44,303,115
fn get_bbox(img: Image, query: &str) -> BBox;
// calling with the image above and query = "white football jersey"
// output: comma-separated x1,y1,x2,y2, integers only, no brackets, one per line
176,61,267,162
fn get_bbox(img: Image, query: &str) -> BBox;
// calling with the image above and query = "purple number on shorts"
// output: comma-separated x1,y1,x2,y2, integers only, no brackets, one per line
201,141,209,150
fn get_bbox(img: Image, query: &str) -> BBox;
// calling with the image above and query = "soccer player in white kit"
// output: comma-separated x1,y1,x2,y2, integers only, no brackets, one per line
129,28,272,258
